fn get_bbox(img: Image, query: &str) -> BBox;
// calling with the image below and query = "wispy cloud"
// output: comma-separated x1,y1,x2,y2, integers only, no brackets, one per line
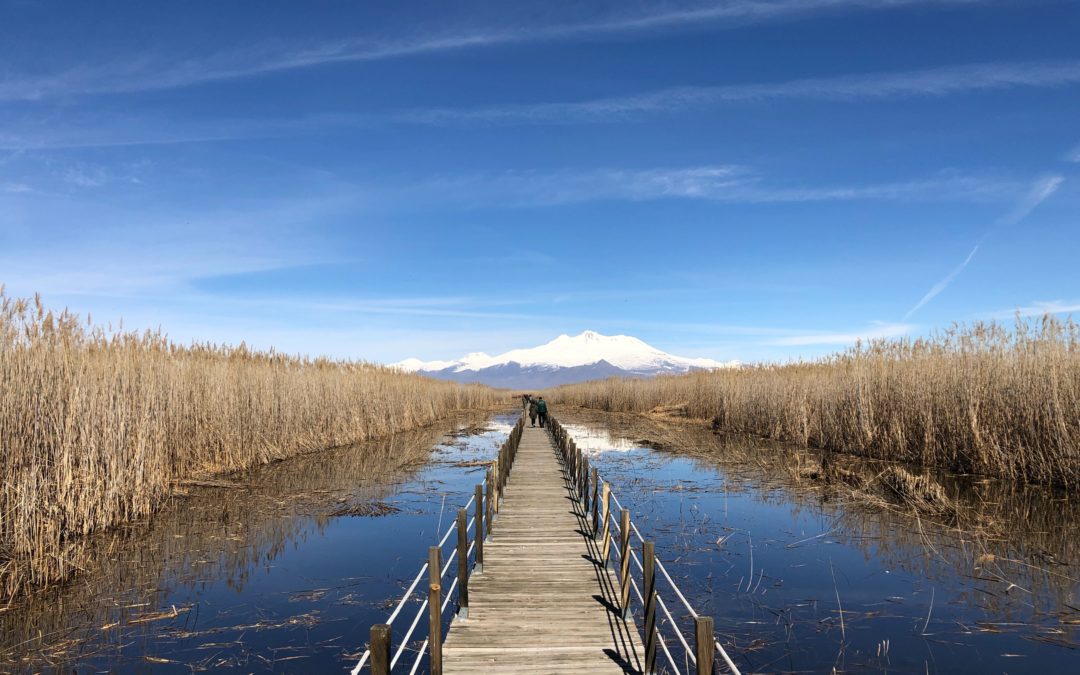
997,174,1065,225
768,322,913,346
406,165,1022,208
904,244,979,320
6,59,1073,149
404,60,1080,125
903,172,1064,319
1065,144,1080,162
0,1,994,101
0,193,352,298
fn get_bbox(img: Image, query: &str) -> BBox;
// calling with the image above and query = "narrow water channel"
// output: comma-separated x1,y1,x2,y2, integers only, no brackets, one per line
558,408,1079,674
1,412,516,673
3,409,1075,674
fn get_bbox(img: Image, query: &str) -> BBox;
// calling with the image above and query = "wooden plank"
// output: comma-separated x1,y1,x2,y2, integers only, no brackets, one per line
443,424,644,674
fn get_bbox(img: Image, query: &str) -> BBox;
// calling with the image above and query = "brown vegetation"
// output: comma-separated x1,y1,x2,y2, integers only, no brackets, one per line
552,317,1080,487
0,291,496,600
1,417,468,668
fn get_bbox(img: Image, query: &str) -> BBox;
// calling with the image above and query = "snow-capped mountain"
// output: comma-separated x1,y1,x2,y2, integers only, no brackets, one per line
391,331,738,388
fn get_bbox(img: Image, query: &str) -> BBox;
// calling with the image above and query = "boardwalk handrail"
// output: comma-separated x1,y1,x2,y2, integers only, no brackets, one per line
548,417,743,675
351,416,525,674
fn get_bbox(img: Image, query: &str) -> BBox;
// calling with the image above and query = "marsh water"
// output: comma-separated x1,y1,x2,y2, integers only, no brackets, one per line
2,409,1076,673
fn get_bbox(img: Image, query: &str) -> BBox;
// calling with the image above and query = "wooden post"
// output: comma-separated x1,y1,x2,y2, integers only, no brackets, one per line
619,508,630,617
492,458,500,517
601,482,611,564
475,484,484,572
579,450,587,499
485,468,495,537
572,444,579,488
370,623,391,675
499,444,507,494
429,547,442,675
643,542,657,675
591,468,599,536
456,508,468,619
582,458,590,512
695,616,715,675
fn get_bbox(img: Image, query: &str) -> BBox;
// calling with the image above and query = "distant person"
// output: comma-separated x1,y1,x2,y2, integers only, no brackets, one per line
528,398,539,427
522,393,530,411
536,396,549,428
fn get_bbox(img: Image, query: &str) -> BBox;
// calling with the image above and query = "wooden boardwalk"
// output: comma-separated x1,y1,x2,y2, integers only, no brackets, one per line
442,423,644,674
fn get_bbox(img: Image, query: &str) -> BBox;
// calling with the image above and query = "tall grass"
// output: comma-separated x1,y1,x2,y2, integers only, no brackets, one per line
552,317,1080,487
0,291,496,599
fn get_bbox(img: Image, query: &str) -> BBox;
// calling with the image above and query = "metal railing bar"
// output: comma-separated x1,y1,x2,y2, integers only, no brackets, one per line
440,547,456,579
405,527,481,675
658,593,696,663
627,545,696,664
716,640,741,674
391,596,428,669
579,436,743,675
441,576,458,613
656,557,700,618
349,651,369,675
354,420,522,674
435,495,476,549
407,642,426,675
629,574,681,675
387,564,429,624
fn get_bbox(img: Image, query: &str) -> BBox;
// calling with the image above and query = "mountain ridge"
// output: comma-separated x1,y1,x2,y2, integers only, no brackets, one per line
391,330,738,389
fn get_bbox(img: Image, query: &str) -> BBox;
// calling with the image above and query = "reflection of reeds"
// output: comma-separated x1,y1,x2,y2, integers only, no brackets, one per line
553,317,1080,487
0,291,497,600
564,410,1079,624
0,417,476,669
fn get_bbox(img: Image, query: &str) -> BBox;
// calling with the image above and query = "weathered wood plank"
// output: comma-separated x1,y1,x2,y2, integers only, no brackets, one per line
442,424,643,675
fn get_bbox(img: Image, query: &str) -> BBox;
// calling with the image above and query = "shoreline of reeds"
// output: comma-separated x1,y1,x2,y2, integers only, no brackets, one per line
551,316,1080,488
0,291,498,601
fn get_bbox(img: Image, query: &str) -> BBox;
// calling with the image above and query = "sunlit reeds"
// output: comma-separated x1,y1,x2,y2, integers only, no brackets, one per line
552,316,1080,487
0,291,496,599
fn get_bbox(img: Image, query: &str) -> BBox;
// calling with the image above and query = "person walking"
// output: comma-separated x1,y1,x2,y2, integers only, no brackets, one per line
536,396,549,428
528,397,539,427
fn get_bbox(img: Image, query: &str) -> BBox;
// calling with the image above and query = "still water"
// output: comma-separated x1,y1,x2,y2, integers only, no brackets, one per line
1,412,515,673
2,409,1076,673
560,409,1078,674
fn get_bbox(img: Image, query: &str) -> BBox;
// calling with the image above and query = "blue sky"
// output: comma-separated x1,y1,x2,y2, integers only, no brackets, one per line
1,0,1077,363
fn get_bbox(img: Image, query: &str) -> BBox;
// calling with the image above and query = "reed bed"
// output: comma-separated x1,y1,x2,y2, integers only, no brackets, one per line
552,316,1080,487
0,291,496,600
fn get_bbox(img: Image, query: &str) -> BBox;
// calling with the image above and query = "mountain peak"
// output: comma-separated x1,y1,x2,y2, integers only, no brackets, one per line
390,330,738,381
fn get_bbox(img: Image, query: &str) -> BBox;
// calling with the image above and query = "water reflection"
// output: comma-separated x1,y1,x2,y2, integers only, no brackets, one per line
1,412,513,673
561,409,1079,674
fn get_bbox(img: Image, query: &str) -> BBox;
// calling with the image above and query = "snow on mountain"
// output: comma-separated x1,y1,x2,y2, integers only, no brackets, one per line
391,331,737,387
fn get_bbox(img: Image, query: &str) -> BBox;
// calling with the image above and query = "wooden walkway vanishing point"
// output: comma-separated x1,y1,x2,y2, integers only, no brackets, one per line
440,423,643,674
352,414,740,675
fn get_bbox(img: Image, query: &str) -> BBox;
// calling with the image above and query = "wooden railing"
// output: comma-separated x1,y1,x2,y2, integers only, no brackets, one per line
548,417,742,675
352,416,524,675
352,413,743,674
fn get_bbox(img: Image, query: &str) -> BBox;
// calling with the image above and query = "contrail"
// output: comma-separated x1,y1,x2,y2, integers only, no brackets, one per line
904,172,1065,319
905,244,979,320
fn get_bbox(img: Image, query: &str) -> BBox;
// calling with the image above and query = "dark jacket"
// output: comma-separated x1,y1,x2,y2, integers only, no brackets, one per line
536,400,548,414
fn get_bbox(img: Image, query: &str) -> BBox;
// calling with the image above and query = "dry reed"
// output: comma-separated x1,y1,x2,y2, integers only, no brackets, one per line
552,316,1080,487
0,291,496,600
